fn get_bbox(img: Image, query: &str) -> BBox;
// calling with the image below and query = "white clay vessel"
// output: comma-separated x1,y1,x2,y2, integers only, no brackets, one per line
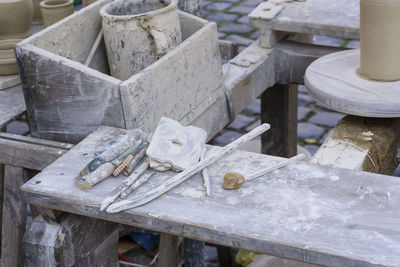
100,0,182,80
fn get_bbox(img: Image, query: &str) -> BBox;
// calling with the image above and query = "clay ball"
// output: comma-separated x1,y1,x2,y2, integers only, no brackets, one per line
222,172,245,190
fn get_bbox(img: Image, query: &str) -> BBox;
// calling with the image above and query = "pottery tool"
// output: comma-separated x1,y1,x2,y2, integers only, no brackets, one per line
201,147,211,196
75,130,145,186
113,154,134,176
84,28,103,66
124,145,147,176
222,154,305,190
76,162,115,189
106,123,270,213
100,159,150,211
120,170,157,199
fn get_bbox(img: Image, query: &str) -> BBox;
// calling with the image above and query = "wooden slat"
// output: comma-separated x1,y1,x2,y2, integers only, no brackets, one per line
157,234,180,267
274,41,346,85
261,84,298,157
0,133,73,170
0,85,26,129
20,126,400,267
23,212,119,266
249,0,359,39
1,166,28,267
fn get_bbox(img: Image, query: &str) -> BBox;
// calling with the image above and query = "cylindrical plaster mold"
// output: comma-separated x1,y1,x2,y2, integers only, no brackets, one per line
360,0,400,81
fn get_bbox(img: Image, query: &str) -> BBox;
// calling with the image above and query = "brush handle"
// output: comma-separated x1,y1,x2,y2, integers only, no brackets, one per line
246,154,305,181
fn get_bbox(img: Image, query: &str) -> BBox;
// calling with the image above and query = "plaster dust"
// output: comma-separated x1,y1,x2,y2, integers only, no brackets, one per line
21,126,400,266
360,0,400,81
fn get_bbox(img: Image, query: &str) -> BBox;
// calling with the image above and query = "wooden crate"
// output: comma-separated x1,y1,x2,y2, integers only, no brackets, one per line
15,0,224,144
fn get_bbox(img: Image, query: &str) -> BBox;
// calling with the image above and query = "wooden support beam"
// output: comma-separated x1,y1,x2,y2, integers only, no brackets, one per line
274,41,346,85
261,84,298,157
23,212,119,267
219,40,239,61
0,132,73,170
312,116,400,175
157,233,180,267
184,238,205,267
1,166,29,267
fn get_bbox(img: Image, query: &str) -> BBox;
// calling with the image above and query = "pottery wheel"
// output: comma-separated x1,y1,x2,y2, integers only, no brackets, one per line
305,49,400,118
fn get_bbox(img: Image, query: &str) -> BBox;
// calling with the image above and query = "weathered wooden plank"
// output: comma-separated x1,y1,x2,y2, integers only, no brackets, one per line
120,15,225,133
0,75,20,91
224,42,276,117
255,116,400,267
20,126,400,267
219,40,239,61
158,234,180,267
312,116,400,175
0,132,73,170
184,238,205,267
249,0,359,39
0,85,26,129
2,166,28,267
258,29,288,48
16,43,125,144
274,41,346,85
261,84,298,157
23,212,119,267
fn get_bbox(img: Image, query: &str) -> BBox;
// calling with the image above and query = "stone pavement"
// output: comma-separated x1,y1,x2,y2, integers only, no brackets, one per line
202,1,359,157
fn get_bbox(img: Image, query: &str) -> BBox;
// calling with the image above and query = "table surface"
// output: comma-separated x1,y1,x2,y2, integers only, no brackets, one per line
249,0,360,39
0,85,26,129
21,126,400,266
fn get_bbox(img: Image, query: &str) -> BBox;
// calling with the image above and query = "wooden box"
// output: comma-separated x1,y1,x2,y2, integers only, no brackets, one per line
15,0,224,144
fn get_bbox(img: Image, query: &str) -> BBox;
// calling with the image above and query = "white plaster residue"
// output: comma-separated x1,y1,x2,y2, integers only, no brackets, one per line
362,131,374,137
175,186,204,199
329,175,340,182
278,16,292,22
296,164,309,171
312,170,325,178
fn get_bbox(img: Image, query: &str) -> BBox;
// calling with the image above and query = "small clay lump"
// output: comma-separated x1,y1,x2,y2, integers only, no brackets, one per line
222,172,245,190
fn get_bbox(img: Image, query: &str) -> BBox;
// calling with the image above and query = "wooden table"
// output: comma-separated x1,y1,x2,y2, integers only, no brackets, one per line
250,0,360,158
21,126,400,266
0,85,26,130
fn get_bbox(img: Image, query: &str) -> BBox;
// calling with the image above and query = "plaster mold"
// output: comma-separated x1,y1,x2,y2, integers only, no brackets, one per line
146,117,207,171
16,0,224,144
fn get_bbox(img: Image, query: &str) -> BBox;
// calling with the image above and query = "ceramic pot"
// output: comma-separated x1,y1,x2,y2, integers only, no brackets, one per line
100,0,182,80
40,0,74,28
0,0,33,40
360,0,400,81
82,0,97,7
32,0,44,24
0,39,22,76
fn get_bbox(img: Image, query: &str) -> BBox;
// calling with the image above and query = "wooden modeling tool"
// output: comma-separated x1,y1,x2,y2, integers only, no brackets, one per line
106,123,270,213
222,154,305,190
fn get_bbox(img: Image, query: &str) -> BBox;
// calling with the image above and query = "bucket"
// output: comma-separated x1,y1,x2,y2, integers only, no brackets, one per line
100,0,182,80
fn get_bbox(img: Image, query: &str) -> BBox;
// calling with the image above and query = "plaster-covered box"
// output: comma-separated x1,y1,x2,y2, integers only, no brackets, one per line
16,0,224,144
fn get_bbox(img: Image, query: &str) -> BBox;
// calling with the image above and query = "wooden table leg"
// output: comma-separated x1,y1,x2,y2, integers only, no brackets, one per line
261,84,298,157
23,211,119,267
184,238,205,267
157,233,181,267
1,165,28,267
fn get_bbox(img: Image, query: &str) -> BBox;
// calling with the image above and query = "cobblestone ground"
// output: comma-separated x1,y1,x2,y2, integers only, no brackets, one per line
202,0,360,157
